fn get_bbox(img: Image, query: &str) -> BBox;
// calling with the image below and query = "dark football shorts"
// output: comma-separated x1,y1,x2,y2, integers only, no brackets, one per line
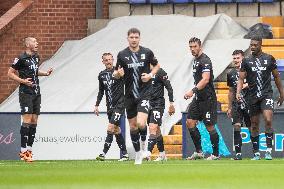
107,107,124,126
19,93,41,115
187,97,217,126
125,97,150,119
148,108,164,126
249,96,274,116
231,103,251,127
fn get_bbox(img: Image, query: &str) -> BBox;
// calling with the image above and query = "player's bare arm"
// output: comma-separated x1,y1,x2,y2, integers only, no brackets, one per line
163,75,175,115
141,63,161,82
7,67,33,87
227,87,234,118
38,68,53,76
94,106,99,116
236,71,246,101
184,71,210,100
272,69,284,106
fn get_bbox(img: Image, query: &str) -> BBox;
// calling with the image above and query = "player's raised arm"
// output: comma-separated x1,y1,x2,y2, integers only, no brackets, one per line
113,53,124,79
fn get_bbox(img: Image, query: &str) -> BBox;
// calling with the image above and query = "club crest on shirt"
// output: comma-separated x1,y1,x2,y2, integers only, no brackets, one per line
162,75,168,80
141,54,145,60
13,58,19,65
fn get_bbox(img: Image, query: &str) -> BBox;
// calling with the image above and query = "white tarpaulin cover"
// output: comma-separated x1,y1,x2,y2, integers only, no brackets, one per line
0,14,250,135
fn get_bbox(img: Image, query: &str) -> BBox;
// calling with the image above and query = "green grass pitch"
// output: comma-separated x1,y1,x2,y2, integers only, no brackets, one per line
0,159,283,189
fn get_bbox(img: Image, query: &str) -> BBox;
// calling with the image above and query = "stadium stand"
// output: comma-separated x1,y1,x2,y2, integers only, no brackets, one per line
153,124,183,159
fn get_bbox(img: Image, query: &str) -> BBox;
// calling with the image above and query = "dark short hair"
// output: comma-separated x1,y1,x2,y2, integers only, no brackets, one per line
102,52,113,59
127,28,140,36
251,36,262,44
189,37,201,46
232,50,244,56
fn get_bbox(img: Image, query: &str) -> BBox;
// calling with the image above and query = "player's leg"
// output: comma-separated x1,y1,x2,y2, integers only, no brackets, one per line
250,101,261,160
24,114,38,161
261,97,274,160
243,108,252,157
145,108,162,158
233,123,242,160
114,126,129,161
186,99,204,160
19,93,34,162
154,126,167,161
231,106,243,160
137,99,150,151
111,110,129,162
26,95,41,161
96,112,115,161
125,99,144,164
19,114,33,162
250,115,260,160
202,99,219,160
146,122,158,160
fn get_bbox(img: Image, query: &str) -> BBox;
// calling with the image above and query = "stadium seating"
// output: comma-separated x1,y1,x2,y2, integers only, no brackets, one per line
261,17,284,59
152,124,182,159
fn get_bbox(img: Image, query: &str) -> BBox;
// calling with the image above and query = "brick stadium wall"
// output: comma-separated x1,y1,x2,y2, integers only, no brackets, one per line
0,0,20,16
0,0,109,103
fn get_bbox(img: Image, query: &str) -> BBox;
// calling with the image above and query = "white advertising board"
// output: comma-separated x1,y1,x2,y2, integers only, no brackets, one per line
33,113,120,160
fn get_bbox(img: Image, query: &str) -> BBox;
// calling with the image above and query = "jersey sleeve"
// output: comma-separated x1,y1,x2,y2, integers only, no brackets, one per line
115,52,125,70
149,50,157,66
11,57,23,70
158,69,174,102
201,58,212,73
240,58,248,72
227,72,233,87
270,55,277,71
95,75,104,106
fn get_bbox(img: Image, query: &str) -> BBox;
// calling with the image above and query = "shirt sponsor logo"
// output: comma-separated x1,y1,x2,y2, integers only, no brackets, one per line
141,54,145,60
251,67,267,71
127,62,144,68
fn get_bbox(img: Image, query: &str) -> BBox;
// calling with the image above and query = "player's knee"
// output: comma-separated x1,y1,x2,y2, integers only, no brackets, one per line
149,125,158,135
156,127,161,136
107,130,115,135
264,117,273,127
186,119,196,129
205,125,215,132
265,127,274,133
107,124,115,134
31,115,38,124
136,121,146,130
250,118,259,127
233,124,241,131
22,114,33,123
250,126,259,136
149,134,157,140
114,126,121,135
